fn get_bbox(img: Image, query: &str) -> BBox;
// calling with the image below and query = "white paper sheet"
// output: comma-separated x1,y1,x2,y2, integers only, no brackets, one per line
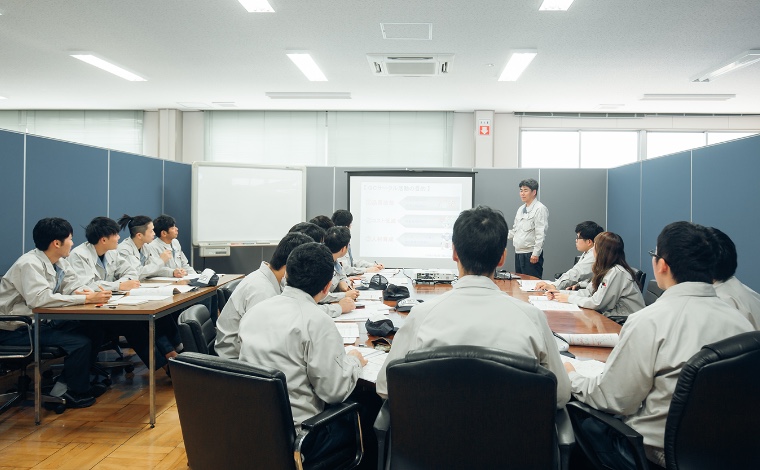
556,333,619,347
529,300,582,312
561,356,606,378
345,346,389,383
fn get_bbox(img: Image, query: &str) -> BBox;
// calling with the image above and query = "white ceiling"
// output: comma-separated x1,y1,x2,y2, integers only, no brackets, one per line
1,0,759,114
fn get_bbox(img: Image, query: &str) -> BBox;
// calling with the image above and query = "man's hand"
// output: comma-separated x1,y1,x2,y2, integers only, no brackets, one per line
567,284,580,291
535,281,555,291
80,286,112,304
119,280,140,291
159,249,172,263
173,268,187,278
546,291,569,303
530,255,539,264
564,362,576,374
347,349,368,367
338,297,356,313
365,266,381,273
344,289,359,300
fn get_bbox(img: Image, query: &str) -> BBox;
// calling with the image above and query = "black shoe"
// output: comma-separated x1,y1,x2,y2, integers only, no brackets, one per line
89,382,108,398
62,391,96,409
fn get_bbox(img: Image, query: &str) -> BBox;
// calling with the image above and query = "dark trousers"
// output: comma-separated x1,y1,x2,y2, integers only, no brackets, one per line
90,316,181,371
515,252,544,278
575,415,639,470
0,320,93,394
301,410,355,464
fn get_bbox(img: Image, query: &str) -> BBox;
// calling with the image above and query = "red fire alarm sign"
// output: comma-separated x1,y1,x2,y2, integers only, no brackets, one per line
479,125,490,135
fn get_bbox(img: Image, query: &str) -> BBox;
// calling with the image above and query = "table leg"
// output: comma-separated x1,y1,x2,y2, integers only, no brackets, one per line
149,315,155,427
34,314,41,425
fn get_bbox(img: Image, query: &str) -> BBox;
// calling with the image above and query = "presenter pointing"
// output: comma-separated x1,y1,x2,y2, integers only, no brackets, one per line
508,178,548,278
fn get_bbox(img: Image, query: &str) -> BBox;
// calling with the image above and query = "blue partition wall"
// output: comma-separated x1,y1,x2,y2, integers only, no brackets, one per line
0,131,192,275
607,163,642,272
692,135,760,290
0,130,25,270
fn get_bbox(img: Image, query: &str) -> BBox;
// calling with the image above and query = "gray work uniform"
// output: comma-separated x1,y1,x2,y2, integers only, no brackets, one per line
68,242,138,291
568,265,645,318
146,238,196,274
508,199,549,257
556,248,595,290
338,244,375,276
714,276,760,329
117,237,166,280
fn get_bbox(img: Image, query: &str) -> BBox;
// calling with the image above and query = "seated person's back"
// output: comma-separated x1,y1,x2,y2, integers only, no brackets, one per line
709,227,760,330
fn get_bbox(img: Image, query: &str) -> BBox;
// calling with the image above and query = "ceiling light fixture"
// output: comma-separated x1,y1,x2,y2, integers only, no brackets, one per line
238,0,275,12
0,96,7,100
498,50,537,81
641,94,736,101
70,54,146,81
266,92,351,99
286,52,327,81
539,0,576,11
692,50,760,82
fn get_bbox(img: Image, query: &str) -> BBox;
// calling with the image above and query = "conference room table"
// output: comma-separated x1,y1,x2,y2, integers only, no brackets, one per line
354,274,622,363
32,274,242,426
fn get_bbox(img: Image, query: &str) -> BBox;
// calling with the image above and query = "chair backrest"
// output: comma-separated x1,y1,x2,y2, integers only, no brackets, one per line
216,279,241,314
385,345,558,470
644,279,663,306
630,267,646,292
178,305,216,355
664,331,760,469
170,352,296,470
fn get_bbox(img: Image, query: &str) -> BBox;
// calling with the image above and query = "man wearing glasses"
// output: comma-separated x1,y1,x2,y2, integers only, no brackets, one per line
536,221,604,291
564,221,752,469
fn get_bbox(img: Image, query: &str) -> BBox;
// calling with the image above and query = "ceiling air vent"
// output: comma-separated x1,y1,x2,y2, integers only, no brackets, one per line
366,53,453,77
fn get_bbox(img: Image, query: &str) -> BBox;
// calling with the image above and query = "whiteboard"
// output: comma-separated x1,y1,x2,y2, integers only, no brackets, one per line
192,163,305,245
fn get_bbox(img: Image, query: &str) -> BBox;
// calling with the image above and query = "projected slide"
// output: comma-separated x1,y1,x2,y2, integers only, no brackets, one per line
348,172,474,268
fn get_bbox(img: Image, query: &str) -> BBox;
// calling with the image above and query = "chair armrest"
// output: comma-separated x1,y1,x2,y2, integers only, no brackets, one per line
300,400,361,432
0,316,34,359
556,407,575,470
0,315,33,325
373,400,391,470
567,401,650,470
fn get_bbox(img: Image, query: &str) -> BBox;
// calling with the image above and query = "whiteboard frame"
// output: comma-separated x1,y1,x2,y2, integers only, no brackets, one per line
191,162,306,246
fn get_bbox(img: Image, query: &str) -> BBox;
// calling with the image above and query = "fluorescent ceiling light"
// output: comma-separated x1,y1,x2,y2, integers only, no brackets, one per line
286,53,327,81
539,0,575,11
641,94,736,101
498,50,537,81
238,0,274,12
0,96,6,100
692,50,760,82
70,54,146,81
266,92,351,99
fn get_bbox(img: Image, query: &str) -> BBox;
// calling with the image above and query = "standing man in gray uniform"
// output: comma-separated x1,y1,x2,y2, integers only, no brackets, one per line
238,242,366,462
376,205,570,408
537,221,604,291
565,222,753,469
709,227,760,329
508,178,548,279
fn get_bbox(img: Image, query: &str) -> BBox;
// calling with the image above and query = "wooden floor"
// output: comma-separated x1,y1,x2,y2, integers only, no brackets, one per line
0,357,188,470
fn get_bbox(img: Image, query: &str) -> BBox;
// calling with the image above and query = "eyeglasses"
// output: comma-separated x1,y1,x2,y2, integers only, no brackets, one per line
575,237,586,241
649,249,667,264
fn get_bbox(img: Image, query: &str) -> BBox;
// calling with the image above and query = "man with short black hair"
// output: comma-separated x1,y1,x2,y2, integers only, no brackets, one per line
146,214,195,278
331,209,383,275
709,227,760,329
0,218,112,408
308,215,334,232
376,205,570,408
567,221,753,469
238,242,366,462
215,232,314,359
537,221,604,291
321,226,360,304
117,214,170,280
289,221,326,243
508,178,548,278
69,217,140,292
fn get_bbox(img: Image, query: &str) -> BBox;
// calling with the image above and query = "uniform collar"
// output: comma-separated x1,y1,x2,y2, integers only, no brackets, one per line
453,275,501,291
660,281,718,299
259,261,282,294
33,249,58,277
281,285,318,305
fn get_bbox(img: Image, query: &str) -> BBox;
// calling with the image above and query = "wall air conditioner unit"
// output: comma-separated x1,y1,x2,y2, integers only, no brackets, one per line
366,53,454,76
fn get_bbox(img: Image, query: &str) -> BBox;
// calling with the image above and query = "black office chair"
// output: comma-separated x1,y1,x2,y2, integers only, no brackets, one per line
374,345,574,470
215,278,241,322
567,330,760,470
631,268,646,293
170,352,363,470
0,316,67,415
178,304,216,355
644,280,664,306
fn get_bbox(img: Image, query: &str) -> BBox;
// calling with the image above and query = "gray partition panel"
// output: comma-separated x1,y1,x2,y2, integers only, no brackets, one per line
608,162,642,273
540,169,607,280
0,130,25,273
641,152,692,283
306,166,335,220
163,161,192,259
693,135,760,291
24,136,108,249
109,151,163,222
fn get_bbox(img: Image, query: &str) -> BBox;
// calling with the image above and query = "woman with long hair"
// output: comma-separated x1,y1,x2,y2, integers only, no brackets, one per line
547,232,644,319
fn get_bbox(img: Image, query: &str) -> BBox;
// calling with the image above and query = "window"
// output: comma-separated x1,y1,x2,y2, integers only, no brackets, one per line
646,132,706,159
521,131,579,168
580,131,638,168
707,132,758,145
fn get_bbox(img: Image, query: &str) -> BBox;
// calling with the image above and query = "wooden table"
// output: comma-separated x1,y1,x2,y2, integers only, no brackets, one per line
358,275,621,362
32,274,242,426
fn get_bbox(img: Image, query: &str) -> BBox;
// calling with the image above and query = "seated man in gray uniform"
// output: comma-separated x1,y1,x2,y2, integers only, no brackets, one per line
375,205,570,409
331,209,383,275
146,214,195,278
0,218,112,408
238,242,367,462
709,227,760,329
566,221,753,469
537,220,604,291
320,226,359,305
